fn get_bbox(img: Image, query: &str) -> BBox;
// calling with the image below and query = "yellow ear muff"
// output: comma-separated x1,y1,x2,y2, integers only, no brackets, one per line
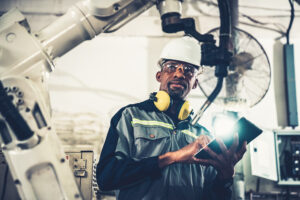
152,91,191,120
178,101,191,121
153,91,171,112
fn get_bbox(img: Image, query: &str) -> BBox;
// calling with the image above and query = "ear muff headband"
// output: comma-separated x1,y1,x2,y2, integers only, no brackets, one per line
153,91,191,120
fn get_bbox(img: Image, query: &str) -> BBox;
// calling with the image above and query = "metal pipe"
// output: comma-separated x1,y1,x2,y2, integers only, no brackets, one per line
217,0,231,50
226,0,239,98
36,0,156,59
36,3,96,60
230,0,239,53
157,0,182,17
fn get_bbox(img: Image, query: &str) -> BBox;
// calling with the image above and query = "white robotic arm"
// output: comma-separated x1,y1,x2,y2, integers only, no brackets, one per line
0,0,183,199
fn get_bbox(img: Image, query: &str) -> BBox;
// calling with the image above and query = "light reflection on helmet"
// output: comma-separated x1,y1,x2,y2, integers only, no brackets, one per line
159,36,201,69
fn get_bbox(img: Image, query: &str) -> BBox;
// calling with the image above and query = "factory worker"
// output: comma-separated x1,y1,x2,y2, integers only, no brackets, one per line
96,36,247,200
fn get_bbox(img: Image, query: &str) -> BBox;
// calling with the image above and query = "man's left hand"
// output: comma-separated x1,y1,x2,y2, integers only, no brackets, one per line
198,132,247,180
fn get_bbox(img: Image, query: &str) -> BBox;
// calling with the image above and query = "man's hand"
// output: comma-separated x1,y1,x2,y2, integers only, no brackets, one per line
173,135,212,163
158,135,211,168
199,132,247,180
158,132,247,179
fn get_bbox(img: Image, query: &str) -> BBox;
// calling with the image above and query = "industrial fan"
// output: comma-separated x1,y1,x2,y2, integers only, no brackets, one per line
198,27,271,111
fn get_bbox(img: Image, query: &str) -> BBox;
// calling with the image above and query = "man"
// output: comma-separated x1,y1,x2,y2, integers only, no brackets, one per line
96,36,247,200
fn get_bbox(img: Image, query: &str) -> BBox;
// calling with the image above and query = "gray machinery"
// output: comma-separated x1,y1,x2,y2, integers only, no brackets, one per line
0,0,184,199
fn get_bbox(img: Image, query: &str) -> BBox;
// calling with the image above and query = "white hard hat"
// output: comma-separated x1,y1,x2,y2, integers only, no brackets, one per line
159,36,201,69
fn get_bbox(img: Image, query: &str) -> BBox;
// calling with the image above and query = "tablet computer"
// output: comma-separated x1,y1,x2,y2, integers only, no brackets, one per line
194,117,262,159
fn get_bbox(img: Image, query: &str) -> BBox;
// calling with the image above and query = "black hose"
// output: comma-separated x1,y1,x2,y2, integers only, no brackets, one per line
0,165,8,200
0,81,33,141
215,0,231,78
159,0,231,125
191,78,223,125
208,0,231,99
286,0,295,44
191,0,231,125
208,77,224,102
217,0,231,49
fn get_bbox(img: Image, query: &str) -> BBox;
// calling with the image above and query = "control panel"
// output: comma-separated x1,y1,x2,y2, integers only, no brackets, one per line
275,130,300,185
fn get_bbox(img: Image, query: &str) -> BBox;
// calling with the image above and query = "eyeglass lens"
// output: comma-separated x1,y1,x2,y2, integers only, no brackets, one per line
163,62,197,76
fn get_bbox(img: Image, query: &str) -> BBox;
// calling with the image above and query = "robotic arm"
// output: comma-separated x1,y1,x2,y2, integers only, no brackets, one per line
0,0,184,199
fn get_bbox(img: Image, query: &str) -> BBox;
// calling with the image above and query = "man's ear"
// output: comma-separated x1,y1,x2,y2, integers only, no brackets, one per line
192,78,198,89
156,71,162,82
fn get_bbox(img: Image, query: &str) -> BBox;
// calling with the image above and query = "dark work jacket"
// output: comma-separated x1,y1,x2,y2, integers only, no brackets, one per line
96,100,232,200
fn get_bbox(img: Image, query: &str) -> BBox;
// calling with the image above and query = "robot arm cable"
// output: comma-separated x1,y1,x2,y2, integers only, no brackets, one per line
0,82,34,142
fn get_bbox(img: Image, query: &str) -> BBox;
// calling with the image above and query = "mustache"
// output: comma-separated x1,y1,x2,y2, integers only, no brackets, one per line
168,79,188,89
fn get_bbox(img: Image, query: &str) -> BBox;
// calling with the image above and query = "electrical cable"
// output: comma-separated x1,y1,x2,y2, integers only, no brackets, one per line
0,82,34,141
192,8,285,35
241,14,287,31
50,69,140,102
279,138,290,181
285,186,290,200
286,0,295,44
200,0,300,13
194,2,286,25
238,5,300,13
196,0,298,36
192,1,287,36
0,165,8,200
0,11,64,16
49,83,140,102
255,178,260,193
241,14,274,25
238,14,300,18
238,22,285,35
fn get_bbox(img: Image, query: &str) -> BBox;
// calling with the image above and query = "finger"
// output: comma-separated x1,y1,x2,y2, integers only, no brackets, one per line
196,135,211,148
204,145,220,161
229,132,239,153
206,159,222,171
197,157,218,167
205,135,213,143
237,141,247,160
232,142,247,164
215,138,228,154
205,135,211,144
194,158,211,166
192,157,201,163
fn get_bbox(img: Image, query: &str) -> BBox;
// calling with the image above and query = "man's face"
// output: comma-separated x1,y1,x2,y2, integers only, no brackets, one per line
156,60,199,100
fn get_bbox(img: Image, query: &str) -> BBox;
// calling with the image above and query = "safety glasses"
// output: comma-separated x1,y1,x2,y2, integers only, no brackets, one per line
161,60,200,77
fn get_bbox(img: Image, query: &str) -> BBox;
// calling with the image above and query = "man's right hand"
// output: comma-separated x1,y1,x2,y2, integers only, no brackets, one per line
173,135,211,163
158,135,211,168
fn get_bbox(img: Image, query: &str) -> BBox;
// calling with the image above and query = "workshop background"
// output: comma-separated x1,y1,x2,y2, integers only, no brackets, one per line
0,0,300,199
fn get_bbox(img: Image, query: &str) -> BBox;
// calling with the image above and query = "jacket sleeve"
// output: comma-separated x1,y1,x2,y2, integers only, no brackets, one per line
96,108,161,191
203,166,233,200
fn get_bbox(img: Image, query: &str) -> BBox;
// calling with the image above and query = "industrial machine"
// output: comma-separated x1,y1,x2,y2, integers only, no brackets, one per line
0,0,235,199
275,130,300,185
